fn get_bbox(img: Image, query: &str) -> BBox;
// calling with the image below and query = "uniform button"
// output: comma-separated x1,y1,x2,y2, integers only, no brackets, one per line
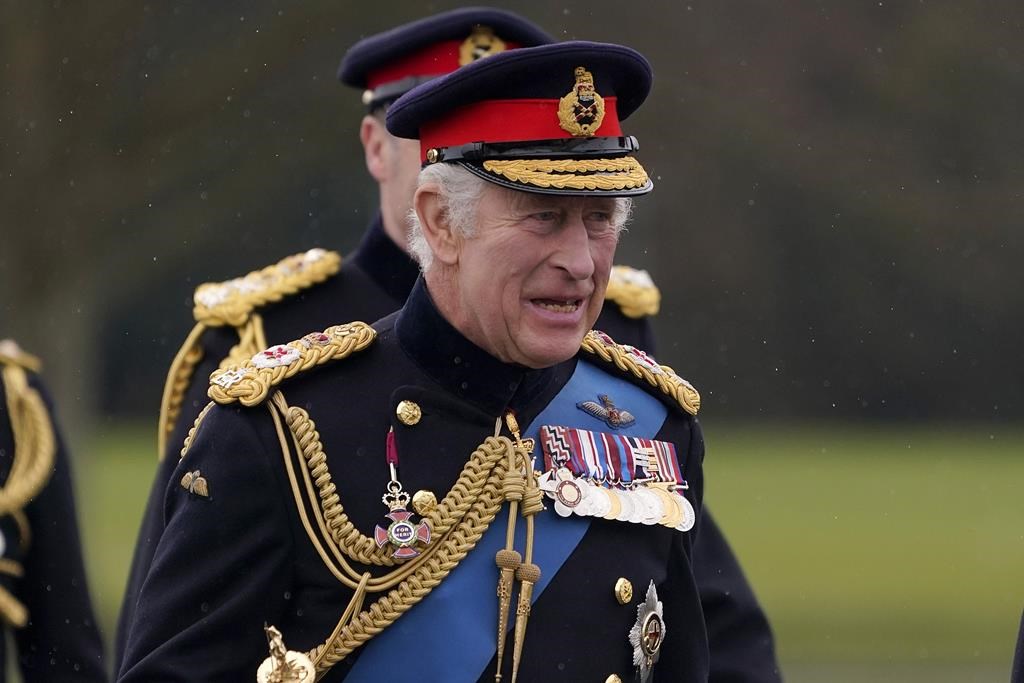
412,489,437,516
396,400,422,425
605,675,622,683
614,577,633,604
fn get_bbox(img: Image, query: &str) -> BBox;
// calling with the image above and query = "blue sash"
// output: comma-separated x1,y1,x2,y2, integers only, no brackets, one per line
345,360,668,681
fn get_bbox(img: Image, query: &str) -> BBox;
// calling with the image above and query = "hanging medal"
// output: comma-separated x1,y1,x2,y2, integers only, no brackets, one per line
374,428,431,560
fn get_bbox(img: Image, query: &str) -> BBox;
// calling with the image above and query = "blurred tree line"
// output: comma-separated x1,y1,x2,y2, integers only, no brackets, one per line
1,0,1021,433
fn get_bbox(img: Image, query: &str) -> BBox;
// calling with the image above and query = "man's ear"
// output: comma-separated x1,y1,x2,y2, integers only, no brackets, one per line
360,114,388,183
413,183,460,266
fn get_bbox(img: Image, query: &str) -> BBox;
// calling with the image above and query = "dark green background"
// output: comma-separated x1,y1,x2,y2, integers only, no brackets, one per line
3,0,1021,427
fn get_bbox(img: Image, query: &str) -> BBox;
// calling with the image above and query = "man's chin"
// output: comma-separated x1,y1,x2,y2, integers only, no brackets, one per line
516,332,587,369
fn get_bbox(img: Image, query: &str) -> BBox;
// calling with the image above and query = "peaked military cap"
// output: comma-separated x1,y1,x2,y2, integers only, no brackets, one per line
338,7,553,110
386,41,655,197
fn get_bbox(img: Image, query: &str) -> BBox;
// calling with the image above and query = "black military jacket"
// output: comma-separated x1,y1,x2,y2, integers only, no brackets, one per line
118,216,780,681
0,350,106,682
118,280,709,681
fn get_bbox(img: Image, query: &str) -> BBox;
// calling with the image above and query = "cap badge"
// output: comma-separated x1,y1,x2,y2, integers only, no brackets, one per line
558,66,606,137
459,25,507,65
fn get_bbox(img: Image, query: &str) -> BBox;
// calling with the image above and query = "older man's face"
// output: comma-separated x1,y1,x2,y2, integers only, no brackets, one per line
450,185,621,368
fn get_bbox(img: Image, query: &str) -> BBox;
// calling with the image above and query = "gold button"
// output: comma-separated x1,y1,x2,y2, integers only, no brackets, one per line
605,675,622,683
412,490,437,516
426,148,440,163
614,577,633,604
396,400,422,426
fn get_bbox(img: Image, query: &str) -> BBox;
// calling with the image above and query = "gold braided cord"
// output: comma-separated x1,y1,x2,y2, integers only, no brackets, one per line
604,265,661,319
193,249,342,328
482,157,650,191
266,392,530,678
0,364,56,515
179,401,216,461
304,450,515,675
282,399,510,570
208,323,376,407
220,313,270,373
157,322,207,461
0,356,57,630
580,331,701,416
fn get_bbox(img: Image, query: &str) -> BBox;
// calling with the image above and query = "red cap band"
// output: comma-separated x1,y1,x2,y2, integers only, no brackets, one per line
419,97,621,162
366,40,523,90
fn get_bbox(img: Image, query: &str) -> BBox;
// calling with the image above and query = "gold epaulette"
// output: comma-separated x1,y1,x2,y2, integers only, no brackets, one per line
0,340,41,373
193,248,342,328
604,265,660,319
207,322,376,407
580,330,700,416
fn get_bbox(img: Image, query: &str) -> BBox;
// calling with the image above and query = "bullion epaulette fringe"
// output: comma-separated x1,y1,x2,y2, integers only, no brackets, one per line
192,248,342,328
207,322,376,407
604,265,660,319
580,330,700,416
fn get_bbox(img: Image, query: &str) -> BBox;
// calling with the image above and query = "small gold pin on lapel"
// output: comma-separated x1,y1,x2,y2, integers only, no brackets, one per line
180,469,210,498
396,400,422,426
614,577,634,605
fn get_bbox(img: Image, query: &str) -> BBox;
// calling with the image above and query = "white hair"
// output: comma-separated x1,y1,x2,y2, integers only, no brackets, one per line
406,164,634,272
406,164,486,272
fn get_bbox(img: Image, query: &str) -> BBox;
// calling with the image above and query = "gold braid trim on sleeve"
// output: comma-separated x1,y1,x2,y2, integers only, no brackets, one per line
208,322,376,407
192,249,342,328
604,265,661,319
580,330,700,416
482,157,650,191
157,322,207,461
266,393,533,677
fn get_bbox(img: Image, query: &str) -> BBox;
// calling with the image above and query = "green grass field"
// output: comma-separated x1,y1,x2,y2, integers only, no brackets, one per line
75,420,1023,682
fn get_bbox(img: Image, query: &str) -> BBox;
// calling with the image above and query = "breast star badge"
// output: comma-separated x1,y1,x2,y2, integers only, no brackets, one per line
628,581,666,683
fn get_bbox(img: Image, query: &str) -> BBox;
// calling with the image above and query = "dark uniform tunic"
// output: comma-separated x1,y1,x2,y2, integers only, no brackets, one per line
118,280,709,681
0,351,106,682
117,216,780,681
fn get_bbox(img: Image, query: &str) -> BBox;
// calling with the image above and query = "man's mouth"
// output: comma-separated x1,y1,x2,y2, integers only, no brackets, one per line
533,299,582,313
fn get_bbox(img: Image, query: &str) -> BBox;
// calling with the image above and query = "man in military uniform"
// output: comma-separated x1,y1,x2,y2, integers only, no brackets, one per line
117,9,780,682
0,340,106,682
119,40,709,682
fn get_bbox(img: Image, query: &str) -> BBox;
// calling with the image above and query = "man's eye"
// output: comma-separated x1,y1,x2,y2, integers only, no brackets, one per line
532,211,559,222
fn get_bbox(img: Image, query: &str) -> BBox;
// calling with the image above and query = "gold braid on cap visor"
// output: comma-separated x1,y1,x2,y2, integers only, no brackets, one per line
482,157,649,191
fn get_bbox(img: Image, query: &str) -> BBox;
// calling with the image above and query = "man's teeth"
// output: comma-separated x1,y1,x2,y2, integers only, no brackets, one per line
536,300,579,313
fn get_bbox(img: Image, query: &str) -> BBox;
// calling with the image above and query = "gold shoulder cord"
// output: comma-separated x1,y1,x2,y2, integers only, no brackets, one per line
260,397,542,682
580,330,701,416
156,249,342,460
0,350,58,628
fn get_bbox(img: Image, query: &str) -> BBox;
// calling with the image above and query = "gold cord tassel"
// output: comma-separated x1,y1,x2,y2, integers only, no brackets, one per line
494,413,526,682
494,548,521,681
510,558,540,683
